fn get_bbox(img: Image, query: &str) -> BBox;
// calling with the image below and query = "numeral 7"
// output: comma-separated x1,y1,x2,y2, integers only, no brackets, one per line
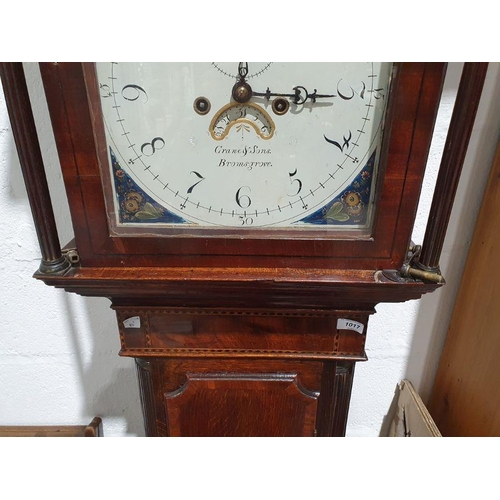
187,171,205,193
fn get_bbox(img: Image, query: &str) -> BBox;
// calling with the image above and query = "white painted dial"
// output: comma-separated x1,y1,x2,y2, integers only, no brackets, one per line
96,62,392,230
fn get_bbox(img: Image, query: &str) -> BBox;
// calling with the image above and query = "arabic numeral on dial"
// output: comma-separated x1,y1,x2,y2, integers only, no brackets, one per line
187,171,205,194
239,216,254,226
288,168,302,196
122,84,148,103
140,137,165,156
324,131,352,153
99,83,112,98
337,80,366,100
236,186,251,208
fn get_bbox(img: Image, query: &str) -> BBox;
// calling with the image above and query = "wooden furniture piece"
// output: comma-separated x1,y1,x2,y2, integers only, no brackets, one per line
389,381,441,437
0,417,103,437
428,141,500,436
0,62,487,437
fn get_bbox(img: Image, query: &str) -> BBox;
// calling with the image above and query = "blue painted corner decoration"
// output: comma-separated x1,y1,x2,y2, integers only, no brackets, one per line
298,150,376,226
110,148,186,224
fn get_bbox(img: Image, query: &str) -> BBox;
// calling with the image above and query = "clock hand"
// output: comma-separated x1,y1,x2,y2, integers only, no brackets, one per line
253,86,336,105
238,62,249,80
230,63,335,108
232,62,253,103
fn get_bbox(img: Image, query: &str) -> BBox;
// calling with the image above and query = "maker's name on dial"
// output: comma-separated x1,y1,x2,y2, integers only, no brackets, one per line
215,144,274,170
214,144,272,157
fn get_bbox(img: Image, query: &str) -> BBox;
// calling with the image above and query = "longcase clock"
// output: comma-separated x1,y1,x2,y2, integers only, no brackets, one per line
0,61,488,436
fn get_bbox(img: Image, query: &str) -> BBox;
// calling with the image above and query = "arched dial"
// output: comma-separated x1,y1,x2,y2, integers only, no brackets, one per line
96,62,392,230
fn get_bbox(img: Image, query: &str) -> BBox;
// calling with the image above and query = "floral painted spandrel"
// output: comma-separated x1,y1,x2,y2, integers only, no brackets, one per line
110,148,186,225
298,150,376,227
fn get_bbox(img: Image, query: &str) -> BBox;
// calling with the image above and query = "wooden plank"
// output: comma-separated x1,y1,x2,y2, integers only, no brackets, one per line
389,380,441,437
428,140,500,436
0,417,103,437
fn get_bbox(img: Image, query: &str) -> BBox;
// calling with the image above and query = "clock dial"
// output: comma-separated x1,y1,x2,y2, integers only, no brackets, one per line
209,102,275,140
95,62,392,231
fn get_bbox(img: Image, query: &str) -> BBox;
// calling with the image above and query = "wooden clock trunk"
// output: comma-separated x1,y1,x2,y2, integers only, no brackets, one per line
119,306,371,437
0,61,487,436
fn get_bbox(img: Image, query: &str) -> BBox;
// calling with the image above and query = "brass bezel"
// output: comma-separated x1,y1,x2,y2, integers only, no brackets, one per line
193,96,211,116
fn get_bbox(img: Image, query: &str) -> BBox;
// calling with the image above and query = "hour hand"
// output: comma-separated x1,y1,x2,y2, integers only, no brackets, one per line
238,62,249,79
253,86,336,105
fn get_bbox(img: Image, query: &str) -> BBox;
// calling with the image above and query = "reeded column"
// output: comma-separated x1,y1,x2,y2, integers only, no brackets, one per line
417,63,489,271
0,62,70,275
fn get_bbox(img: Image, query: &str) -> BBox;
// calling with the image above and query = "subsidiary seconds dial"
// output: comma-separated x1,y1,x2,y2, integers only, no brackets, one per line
96,62,392,229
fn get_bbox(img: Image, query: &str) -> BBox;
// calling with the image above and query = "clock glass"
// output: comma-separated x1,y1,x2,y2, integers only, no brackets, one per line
95,62,393,236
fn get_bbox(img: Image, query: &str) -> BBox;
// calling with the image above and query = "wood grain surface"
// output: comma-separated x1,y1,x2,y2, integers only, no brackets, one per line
429,141,500,436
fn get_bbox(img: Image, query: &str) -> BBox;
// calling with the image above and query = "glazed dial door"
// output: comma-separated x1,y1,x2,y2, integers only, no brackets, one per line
95,62,392,233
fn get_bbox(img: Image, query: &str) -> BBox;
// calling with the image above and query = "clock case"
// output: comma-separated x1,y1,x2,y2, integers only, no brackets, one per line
39,62,443,273
2,62,487,436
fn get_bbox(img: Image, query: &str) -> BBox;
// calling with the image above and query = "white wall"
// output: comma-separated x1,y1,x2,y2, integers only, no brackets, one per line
1,63,499,437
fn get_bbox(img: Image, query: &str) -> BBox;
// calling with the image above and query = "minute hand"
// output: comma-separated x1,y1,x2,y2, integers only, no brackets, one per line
253,86,336,105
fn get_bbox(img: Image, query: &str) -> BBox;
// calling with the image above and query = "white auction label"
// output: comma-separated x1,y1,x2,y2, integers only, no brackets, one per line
337,318,365,334
123,316,141,329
